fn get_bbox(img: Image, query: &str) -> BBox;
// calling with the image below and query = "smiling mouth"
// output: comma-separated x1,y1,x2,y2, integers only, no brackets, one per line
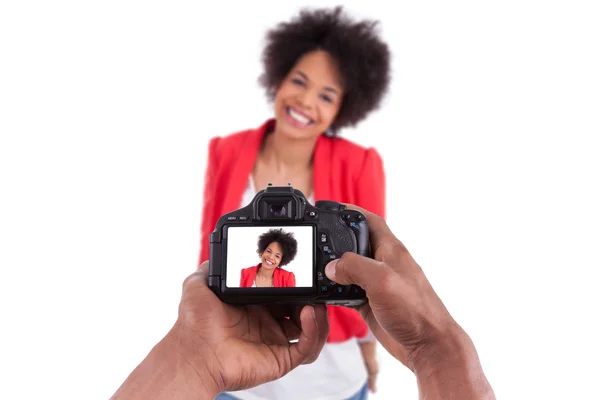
264,259,275,266
286,106,314,127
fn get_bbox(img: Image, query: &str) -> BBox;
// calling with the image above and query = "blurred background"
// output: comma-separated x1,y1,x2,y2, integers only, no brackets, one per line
1,1,599,399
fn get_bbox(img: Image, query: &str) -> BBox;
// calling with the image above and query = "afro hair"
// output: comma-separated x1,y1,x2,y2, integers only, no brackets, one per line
256,228,298,267
258,6,391,134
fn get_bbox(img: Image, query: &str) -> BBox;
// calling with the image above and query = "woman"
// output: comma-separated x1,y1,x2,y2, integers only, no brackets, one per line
198,6,390,400
239,228,298,288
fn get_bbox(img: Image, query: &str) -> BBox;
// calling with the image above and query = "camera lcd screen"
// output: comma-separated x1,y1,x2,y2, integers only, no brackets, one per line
225,226,314,288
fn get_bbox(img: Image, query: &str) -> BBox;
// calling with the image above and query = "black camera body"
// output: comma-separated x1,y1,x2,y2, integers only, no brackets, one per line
207,184,370,306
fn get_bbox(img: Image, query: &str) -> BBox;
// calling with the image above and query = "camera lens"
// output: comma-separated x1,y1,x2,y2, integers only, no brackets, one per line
269,204,286,217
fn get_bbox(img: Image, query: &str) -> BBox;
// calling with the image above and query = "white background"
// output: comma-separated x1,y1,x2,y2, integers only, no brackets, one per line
0,1,599,399
225,226,313,288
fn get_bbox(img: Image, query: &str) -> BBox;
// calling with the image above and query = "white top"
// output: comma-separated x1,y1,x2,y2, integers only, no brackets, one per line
240,179,315,208
225,178,373,400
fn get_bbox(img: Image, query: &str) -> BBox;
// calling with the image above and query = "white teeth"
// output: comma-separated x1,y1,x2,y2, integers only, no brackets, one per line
288,108,311,125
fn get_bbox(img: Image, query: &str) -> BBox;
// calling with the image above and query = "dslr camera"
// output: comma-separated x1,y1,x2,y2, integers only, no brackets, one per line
208,184,370,306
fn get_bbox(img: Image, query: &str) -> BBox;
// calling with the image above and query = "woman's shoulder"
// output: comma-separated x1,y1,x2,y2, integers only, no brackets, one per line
278,267,294,276
317,135,384,169
207,120,272,153
273,267,294,281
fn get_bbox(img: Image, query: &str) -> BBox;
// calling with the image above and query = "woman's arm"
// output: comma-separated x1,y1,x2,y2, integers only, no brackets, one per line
239,267,255,288
355,148,386,219
198,137,222,266
359,340,379,393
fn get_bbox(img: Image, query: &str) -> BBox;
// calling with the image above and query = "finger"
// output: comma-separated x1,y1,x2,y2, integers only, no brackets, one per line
324,252,389,292
289,305,327,367
196,260,208,271
269,304,302,341
280,318,302,342
267,303,296,320
284,305,305,342
183,262,209,290
302,304,328,364
342,203,401,252
197,260,209,274
179,263,211,305
264,304,303,341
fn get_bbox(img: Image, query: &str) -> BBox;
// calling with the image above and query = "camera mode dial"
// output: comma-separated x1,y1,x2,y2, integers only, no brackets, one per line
315,200,347,211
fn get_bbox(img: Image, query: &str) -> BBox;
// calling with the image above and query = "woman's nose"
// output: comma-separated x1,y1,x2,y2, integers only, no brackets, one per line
297,90,315,110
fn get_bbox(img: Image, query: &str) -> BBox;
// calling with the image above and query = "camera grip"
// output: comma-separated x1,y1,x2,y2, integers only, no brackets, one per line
354,219,370,258
350,220,370,257
341,210,371,258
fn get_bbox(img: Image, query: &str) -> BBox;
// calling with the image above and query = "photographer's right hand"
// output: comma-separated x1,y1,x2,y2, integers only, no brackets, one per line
325,206,495,399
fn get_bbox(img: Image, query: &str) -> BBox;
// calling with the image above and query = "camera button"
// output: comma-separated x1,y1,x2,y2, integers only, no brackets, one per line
316,200,346,211
307,210,317,218
320,285,329,292
238,216,248,221
320,232,328,243
227,216,237,221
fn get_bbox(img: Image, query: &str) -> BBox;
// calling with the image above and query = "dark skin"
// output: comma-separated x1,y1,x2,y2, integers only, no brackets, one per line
111,204,495,399
110,268,329,400
326,205,495,399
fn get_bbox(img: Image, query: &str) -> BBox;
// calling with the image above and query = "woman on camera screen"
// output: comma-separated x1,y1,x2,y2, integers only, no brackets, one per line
198,6,389,399
239,228,298,288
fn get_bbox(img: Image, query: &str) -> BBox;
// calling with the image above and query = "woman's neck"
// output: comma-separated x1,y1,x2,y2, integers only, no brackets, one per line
257,266,275,279
260,127,317,175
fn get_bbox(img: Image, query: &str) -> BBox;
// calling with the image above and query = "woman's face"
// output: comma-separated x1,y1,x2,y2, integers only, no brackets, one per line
273,50,344,140
261,241,283,270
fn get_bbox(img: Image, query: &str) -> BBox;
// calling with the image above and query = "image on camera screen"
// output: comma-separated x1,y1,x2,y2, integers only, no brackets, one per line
225,226,314,288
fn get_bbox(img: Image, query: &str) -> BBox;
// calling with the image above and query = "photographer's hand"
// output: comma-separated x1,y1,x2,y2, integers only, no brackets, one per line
325,206,495,400
111,263,328,400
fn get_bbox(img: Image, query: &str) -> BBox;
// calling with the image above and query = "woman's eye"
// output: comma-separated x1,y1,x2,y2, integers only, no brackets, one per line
292,78,305,86
320,94,333,103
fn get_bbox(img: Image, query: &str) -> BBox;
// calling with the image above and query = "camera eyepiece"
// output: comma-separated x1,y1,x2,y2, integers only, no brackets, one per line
253,185,306,221
268,204,287,217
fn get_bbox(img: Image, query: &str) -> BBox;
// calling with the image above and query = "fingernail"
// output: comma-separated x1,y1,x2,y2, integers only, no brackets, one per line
325,259,338,279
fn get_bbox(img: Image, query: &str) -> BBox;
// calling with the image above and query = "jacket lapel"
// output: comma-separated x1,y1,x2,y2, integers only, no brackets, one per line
222,121,271,214
313,134,333,203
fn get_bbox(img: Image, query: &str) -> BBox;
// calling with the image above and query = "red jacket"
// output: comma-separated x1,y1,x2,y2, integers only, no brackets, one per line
198,119,386,342
240,264,297,288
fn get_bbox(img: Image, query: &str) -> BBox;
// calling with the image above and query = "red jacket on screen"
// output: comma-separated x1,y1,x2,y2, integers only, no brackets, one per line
240,264,297,288
198,119,386,343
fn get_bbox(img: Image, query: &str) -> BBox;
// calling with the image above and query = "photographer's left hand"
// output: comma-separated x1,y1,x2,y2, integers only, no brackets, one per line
111,262,329,400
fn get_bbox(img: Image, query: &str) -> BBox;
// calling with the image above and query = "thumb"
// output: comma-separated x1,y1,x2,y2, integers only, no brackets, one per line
324,252,386,291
